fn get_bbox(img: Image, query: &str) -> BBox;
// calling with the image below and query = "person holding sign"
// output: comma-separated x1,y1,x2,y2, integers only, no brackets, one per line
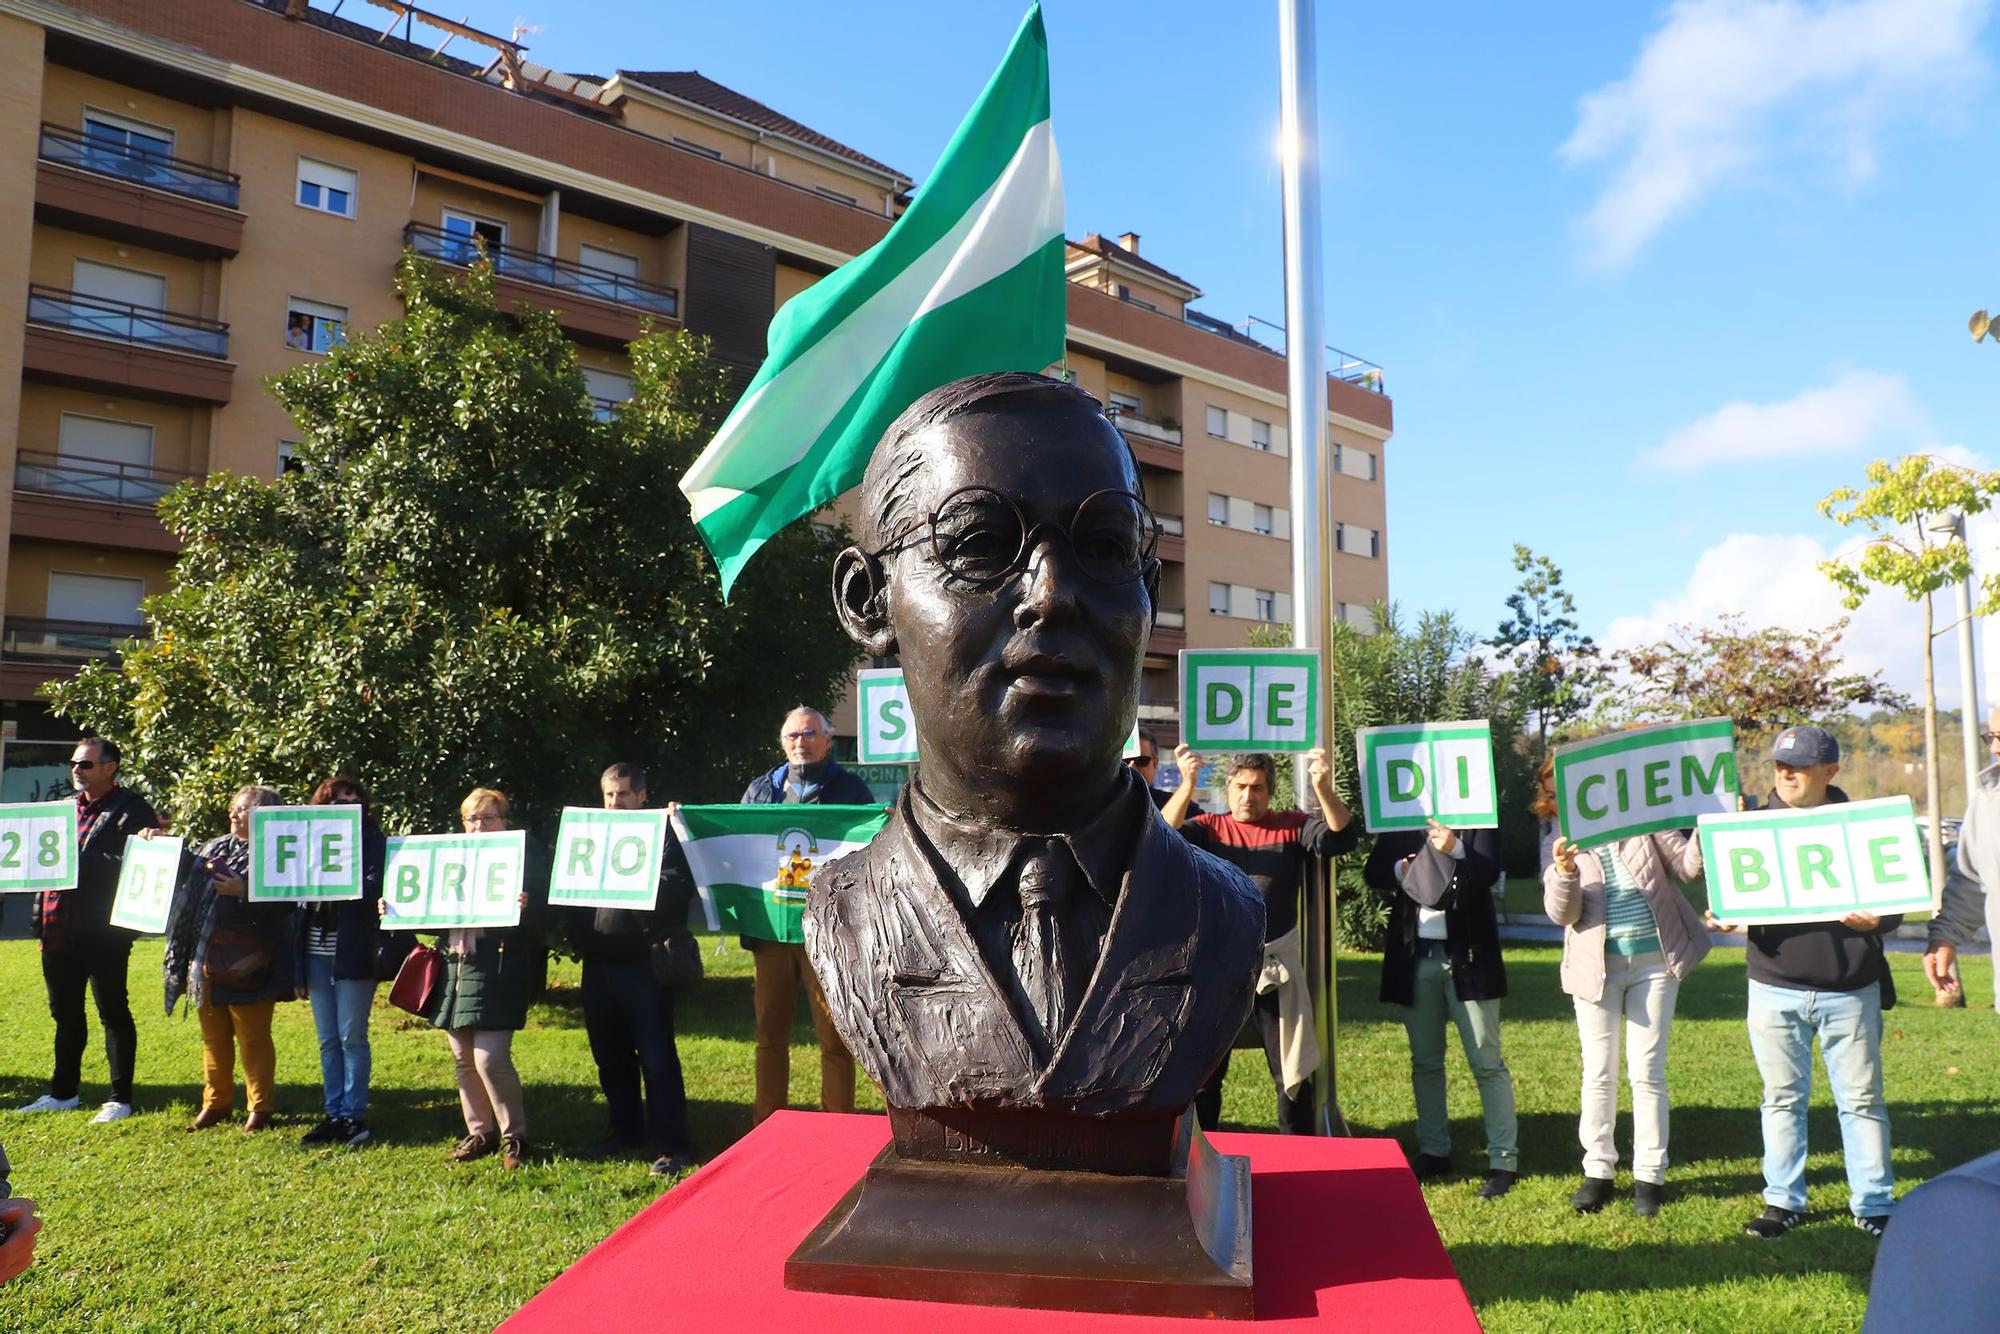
160,785,298,1133
1168,748,1357,1134
20,737,158,1123
1927,705,2000,1010
1720,726,1898,1240
296,776,387,1149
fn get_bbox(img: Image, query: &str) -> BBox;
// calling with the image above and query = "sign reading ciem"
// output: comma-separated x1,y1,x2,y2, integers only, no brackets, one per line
547,807,669,910
1700,796,1934,924
1356,721,1498,832
1179,649,1320,753
856,667,918,765
379,831,525,930
109,834,182,934
1554,719,1738,850
0,799,78,894
248,804,363,902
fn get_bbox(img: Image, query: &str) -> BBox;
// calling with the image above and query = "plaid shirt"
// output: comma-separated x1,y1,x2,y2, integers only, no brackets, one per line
32,788,119,954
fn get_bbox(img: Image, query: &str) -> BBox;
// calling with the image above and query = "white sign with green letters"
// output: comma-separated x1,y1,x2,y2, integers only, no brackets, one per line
856,667,918,765
547,807,669,910
1554,718,1738,850
0,799,78,894
1699,796,1934,924
248,805,363,902
379,831,525,929
109,834,182,934
1178,649,1320,753
1355,721,1498,832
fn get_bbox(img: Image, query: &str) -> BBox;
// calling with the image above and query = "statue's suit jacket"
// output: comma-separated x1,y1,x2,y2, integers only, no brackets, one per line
804,781,1266,1116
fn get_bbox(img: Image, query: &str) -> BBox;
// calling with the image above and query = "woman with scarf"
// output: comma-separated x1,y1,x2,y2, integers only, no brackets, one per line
160,785,296,1132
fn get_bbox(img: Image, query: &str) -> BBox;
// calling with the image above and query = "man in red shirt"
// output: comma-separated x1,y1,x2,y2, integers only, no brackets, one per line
1167,747,1356,1133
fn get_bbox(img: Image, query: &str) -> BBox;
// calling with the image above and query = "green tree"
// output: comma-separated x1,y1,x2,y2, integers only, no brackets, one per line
1820,454,2000,899
46,256,858,837
1489,544,1606,760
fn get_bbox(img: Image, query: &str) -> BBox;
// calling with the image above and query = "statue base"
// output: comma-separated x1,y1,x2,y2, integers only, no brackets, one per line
783,1113,1254,1319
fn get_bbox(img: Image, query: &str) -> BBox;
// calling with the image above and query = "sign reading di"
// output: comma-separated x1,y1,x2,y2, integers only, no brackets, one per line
380,831,525,930
547,807,670,910
0,799,78,894
1356,721,1499,832
1554,718,1738,850
856,667,918,765
248,804,363,902
1700,796,1934,924
1179,649,1320,753
109,834,183,935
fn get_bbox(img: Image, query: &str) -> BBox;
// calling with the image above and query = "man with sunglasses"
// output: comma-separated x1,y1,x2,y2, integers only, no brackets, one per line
19,737,158,1122
1127,727,1201,816
1928,709,2000,1011
805,371,1264,1138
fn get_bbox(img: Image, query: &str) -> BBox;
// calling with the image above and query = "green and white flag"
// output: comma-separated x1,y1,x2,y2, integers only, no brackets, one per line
678,3,1066,597
669,804,889,944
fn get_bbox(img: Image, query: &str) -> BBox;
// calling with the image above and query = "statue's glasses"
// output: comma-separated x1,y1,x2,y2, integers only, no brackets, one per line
870,486,1160,590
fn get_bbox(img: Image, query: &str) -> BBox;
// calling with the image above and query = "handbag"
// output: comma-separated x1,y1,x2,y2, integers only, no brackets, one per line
649,930,704,990
204,927,275,992
388,942,444,1015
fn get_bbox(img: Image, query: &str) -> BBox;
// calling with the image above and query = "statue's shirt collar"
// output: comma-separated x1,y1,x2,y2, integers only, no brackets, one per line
905,770,1142,912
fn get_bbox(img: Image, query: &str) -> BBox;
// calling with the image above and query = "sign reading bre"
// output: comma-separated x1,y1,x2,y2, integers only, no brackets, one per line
110,833,183,934
1356,721,1498,832
1554,718,1738,850
1179,649,1320,753
856,667,917,765
249,804,363,902
380,831,526,930
547,807,669,910
1701,796,1934,924
0,799,77,894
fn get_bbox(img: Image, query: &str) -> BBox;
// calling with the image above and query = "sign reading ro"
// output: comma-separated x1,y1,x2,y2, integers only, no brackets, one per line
380,831,526,929
109,833,182,934
1356,721,1498,832
249,804,363,902
0,799,78,894
547,807,669,910
856,667,917,765
1179,649,1320,753
1554,718,1737,850
1700,796,1934,924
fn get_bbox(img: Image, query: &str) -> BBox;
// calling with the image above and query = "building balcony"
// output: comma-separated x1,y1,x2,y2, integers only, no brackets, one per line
1136,694,1181,723
0,617,150,700
1155,511,1185,563
35,124,245,258
9,450,196,553
23,285,234,405
1108,406,1182,445
1149,607,1187,657
405,222,681,347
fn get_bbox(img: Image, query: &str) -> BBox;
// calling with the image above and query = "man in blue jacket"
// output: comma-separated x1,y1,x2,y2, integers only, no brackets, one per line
739,706,870,1123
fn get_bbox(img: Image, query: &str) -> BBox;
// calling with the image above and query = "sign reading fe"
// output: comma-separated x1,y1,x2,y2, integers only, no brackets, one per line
380,831,526,930
0,799,77,894
1179,649,1321,753
856,667,918,765
1700,796,1934,924
1356,721,1498,832
110,833,183,935
547,807,670,911
1554,718,1738,850
249,804,363,902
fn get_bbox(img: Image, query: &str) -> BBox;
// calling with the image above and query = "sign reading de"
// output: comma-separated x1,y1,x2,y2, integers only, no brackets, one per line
547,807,669,910
1179,649,1320,753
0,799,77,894
1700,796,1934,924
248,805,362,902
1554,719,1738,849
1356,721,1498,832
110,833,182,934
380,831,525,929
856,667,917,765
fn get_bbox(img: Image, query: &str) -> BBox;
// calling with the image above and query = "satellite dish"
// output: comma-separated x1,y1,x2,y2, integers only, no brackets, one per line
1973,310,1992,342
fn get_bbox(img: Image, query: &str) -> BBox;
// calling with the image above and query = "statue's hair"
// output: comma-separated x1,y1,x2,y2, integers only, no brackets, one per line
856,372,1140,550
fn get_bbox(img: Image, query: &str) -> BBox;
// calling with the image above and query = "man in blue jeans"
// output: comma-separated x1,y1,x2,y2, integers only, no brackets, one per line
1717,725,1897,1240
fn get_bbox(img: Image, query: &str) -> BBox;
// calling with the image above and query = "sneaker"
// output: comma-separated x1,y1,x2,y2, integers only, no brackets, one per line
1571,1177,1616,1214
16,1094,81,1114
450,1132,498,1162
1477,1170,1518,1200
1854,1213,1891,1238
649,1152,694,1178
90,1101,133,1124
502,1135,528,1170
1408,1151,1454,1181
339,1118,371,1148
1745,1205,1804,1238
300,1117,343,1145
1633,1181,1665,1218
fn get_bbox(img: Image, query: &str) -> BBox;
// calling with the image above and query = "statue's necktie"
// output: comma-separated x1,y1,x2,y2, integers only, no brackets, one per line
1013,840,1077,1045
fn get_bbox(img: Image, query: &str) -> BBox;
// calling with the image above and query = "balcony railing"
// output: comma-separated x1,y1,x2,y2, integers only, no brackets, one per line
38,123,241,209
2,617,149,666
27,285,229,359
1156,512,1185,537
1106,405,1182,445
14,450,198,508
405,222,680,319
1156,608,1186,629
589,396,626,422
1137,695,1181,722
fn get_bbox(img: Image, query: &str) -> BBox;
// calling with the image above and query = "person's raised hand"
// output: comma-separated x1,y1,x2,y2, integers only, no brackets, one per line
1704,910,1738,934
1924,943,1959,989
0,1198,42,1284
1305,748,1335,797
1842,911,1881,933
1426,820,1459,856
1173,743,1203,792
1551,836,1578,877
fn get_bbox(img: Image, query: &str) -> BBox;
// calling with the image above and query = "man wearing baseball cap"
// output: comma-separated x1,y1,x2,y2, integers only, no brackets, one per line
1719,724,1898,1241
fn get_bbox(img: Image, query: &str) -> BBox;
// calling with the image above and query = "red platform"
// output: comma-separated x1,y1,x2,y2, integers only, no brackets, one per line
504,1112,1479,1330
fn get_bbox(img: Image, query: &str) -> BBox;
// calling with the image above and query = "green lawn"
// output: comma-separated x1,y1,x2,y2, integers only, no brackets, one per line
0,937,1991,1331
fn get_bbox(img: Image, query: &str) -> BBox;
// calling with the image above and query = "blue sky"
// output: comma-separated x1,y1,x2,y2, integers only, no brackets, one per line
431,0,1999,700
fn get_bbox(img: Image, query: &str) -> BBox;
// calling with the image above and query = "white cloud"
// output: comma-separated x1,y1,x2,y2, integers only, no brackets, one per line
1562,0,1991,269
1640,369,1927,472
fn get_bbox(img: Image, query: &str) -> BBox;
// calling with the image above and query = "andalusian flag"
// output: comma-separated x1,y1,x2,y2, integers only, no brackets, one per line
679,4,1066,597
670,804,889,943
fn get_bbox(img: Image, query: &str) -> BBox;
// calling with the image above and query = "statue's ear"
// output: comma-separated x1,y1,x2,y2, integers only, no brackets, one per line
1144,557,1162,626
832,546,897,656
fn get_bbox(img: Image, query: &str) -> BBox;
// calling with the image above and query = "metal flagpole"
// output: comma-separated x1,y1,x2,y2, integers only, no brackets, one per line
1277,0,1344,1135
